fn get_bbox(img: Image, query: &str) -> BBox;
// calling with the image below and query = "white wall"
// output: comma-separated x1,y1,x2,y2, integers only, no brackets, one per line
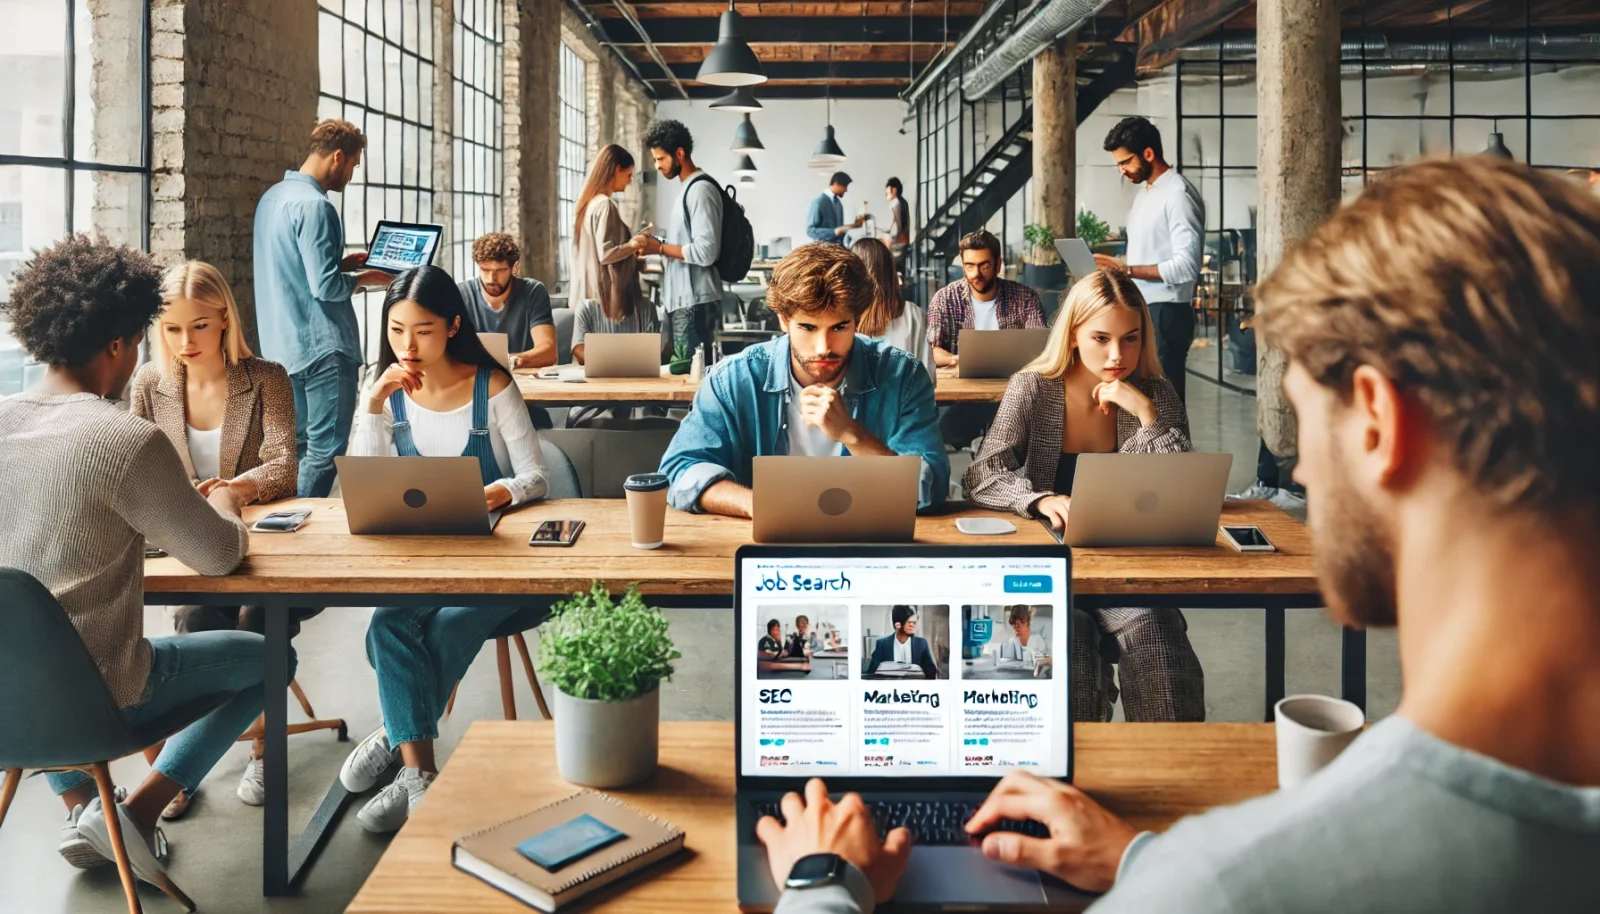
653,98,916,252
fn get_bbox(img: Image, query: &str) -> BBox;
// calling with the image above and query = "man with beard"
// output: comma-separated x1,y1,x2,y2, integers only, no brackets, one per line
633,119,724,360
659,243,947,518
254,119,393,496
1095,116,1204,404
758,158,1600,914
456,232,557,428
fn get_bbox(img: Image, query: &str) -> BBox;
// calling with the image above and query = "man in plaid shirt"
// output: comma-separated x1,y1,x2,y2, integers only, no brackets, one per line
927,229,1046,368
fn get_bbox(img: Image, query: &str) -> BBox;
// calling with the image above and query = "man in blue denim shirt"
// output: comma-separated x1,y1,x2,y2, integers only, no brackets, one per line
659,244,947,517
253,119,391,497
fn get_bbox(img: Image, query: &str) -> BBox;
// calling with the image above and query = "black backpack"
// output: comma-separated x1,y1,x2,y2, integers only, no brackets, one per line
683,173,756,284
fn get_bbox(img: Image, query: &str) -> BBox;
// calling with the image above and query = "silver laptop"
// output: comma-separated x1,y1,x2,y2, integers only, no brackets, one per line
734,545,1091,912
335,456,504,535
1053,237,1099,282
1056,452,1233,547
583,332,661,378
956,329,1050,379
751,456,919,543
478,332,512,372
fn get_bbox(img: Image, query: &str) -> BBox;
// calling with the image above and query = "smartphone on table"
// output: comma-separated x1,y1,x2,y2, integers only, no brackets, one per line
529,519,585,547
1221,525,1276,552
253,510,313,533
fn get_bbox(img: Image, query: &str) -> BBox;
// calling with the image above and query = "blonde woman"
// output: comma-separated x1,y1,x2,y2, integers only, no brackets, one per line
130,261,305,813
962,270,1204,722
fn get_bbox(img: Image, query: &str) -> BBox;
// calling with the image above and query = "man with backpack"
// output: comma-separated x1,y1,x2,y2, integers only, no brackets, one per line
635,120,727,359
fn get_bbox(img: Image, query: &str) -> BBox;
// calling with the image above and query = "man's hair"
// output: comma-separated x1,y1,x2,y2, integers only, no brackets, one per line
1007,605,1034,625
886,177,903,194
795,614,809,626
642,119,693,158
1256,157,1600,514
892,605,916,626
472,232,520,266
766,618,781,633
308,118,366,159
1103,116,1163,162
2,235,164,366
958,229,1002,264
767,243,872,320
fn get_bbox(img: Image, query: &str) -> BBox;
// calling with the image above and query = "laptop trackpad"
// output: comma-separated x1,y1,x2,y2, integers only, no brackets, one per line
892,847,1045,905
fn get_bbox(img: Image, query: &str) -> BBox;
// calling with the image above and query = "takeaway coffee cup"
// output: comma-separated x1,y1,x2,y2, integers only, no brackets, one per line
1274,694,1366,789
624,473,669,549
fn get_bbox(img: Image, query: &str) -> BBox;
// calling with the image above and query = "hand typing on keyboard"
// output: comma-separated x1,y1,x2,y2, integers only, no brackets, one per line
755,779,913,905
963,770,1139,893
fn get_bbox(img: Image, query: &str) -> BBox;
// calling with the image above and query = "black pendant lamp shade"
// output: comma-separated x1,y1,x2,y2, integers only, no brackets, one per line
710,86,763,113
730,113,765,153
733,154,758,177
1484,131,1514,159
696,3,766,87
812,124,847,165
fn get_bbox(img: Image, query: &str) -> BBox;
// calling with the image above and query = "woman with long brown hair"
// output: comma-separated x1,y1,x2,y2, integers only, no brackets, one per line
851,238,933,381
570,143,657,365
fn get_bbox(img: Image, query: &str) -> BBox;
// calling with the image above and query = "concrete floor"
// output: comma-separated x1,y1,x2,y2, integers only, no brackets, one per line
0,369,1401,914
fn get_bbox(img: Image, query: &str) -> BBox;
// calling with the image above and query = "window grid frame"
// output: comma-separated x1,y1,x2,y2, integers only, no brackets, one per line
557,42,588,288
450,0,505,279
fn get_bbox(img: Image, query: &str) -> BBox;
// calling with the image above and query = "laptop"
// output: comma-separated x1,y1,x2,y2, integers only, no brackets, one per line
734,544,1092,912
335,456,504,535
583,332,662,378
752,456,919,544
364,220,443,274
478,332,512,372
1049,452,1233,547
1053,238,1099,282
956,329,1050,379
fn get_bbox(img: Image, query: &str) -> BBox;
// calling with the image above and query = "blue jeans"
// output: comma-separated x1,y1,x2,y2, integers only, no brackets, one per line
365,606,529,746
291,352,360,497
47,632,298,795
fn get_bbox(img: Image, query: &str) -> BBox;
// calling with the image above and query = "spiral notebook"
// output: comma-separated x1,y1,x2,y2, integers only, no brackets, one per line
451,791,686,911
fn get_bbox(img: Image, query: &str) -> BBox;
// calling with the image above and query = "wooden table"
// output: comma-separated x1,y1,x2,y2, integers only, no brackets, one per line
514,369,1010,406
145,498,1341,897
347,720,1278,913
932,369,1009,404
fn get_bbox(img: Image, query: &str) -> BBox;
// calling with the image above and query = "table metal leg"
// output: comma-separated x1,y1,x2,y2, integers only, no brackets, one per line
1264,603,1286,722
262,599,291,896
1341,627,1367,713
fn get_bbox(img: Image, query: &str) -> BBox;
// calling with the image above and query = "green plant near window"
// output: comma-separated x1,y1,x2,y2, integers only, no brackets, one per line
539,583,681,702
1022,222,1060,264
1077,208,1111,249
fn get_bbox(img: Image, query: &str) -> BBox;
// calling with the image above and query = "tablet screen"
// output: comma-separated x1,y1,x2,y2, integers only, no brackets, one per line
367,221,441,272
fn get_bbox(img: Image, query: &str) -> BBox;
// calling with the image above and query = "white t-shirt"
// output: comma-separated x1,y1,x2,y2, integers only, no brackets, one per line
1000,632,1047,662
893,634,913,664
186,424,221,481
786,375,844,457
973,298,1000,330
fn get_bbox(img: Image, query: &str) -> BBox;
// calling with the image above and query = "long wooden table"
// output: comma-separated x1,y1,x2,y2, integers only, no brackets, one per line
144,498,1345,898
514,369,1008,406
347,720,1279,913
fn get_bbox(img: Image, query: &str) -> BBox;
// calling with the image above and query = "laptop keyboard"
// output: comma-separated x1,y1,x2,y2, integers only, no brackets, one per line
751,799,1048,847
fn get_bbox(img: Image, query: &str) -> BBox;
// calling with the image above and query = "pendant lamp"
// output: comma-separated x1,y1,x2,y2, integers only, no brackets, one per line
810,48,847,167
696,2,766,87
730,113,765,153
1484,120,1514,160
733,154,758,177
710,86,763,113
739,174,757,186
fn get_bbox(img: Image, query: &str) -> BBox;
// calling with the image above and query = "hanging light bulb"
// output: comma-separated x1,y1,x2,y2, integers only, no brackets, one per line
710,86,762,113
1484,119,1514,160
733,154,758,177
696,2,766,87
730,113,765,153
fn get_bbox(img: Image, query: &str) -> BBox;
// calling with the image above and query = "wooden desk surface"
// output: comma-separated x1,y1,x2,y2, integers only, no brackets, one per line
143,500,1314,599
346,720,1277,914
514,370,1007,404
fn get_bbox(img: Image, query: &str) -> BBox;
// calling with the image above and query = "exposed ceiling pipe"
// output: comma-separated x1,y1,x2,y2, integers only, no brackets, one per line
960,0,1114,101
564,0,657,97
903,0,1041,105
610,0,690,100
1176,31,1600,62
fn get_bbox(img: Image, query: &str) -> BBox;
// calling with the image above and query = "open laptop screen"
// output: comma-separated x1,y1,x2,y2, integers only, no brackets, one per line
366,220,442,273
736,547,1071,783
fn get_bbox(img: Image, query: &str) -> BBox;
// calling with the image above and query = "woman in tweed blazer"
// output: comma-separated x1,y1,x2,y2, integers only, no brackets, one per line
963,271,1206,723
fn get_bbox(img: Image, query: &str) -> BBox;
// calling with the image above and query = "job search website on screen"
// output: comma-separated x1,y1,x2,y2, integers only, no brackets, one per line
740,557,1069,778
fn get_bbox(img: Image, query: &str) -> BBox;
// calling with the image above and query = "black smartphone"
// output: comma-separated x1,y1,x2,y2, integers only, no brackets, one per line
253,510,311,533
1221,525,1276,552
143,544,168,559
529,519,585,547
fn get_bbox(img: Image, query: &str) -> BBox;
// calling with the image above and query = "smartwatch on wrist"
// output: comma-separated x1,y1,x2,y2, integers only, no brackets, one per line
785,853,848,890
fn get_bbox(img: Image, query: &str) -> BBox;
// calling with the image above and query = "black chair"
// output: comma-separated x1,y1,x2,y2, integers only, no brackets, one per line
0,568,220,913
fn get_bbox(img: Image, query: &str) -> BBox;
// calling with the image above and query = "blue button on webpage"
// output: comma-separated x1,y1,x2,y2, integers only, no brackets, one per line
1003,575,1052,593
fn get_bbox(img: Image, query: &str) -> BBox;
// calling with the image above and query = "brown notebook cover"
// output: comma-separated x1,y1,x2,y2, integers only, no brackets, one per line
451,791,686,911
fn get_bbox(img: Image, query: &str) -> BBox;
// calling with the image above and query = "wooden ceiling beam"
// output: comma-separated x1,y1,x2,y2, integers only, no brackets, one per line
584,2,986,17
626,42,951,63
1135,0,1254,71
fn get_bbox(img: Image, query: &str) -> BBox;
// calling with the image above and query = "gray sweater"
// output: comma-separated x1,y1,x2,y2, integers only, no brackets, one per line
0,392,250,707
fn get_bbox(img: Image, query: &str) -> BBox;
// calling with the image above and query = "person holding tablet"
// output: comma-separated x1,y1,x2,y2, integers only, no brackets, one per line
963,270,1204,723
338,265,550,834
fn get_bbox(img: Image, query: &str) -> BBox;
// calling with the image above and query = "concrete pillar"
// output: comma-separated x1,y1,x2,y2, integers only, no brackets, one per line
432,0,455,271
1255,0,1341,457
506,0,561,289
1031,30,1077,262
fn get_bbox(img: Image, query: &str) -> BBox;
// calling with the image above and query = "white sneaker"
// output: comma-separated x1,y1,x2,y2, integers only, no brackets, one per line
76,797,169,888
58,787,126,869
1226,481,1280,502
340,726,397,792
356,767,434,834
237,757,266,806
1268,486,1308,515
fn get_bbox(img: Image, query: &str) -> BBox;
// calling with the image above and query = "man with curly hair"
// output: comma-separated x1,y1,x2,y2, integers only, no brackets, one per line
254,118,393,497
0,236,292,888
633,119,724,359
457,232,556,373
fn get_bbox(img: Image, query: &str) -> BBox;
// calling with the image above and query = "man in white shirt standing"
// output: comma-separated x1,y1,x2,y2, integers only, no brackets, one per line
1096,117,1205,403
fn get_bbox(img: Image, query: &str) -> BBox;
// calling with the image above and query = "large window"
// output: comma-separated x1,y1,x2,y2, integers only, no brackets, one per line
0,0,149,396
557,42,588,288
451,0,503,278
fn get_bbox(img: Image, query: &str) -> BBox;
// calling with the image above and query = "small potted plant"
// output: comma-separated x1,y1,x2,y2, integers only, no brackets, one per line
540,583,681,787
667,340,692,375
1021,223,1067,290
1077,208,1111,251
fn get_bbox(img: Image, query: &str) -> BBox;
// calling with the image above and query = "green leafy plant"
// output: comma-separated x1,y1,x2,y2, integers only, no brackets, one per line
539,583,681,702
1077,208,1111,249
668,340,691,376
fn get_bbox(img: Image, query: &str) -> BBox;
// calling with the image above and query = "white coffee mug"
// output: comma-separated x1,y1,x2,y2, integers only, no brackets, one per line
1274,694,1366,789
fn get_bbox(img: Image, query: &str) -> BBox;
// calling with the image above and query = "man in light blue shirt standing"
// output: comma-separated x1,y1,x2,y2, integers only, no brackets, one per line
253,119,391,497
633,120,723,360
805,172,863,246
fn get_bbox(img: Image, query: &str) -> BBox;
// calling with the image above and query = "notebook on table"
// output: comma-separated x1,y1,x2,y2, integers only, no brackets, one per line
451,791,686,911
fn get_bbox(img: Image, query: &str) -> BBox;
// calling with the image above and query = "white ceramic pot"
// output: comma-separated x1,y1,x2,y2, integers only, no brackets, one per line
552,685,661,787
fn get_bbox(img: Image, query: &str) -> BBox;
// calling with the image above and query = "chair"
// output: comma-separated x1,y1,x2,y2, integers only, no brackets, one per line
442,438,581,722
539,427,678,498
0,568,211,913
552,305,576,365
